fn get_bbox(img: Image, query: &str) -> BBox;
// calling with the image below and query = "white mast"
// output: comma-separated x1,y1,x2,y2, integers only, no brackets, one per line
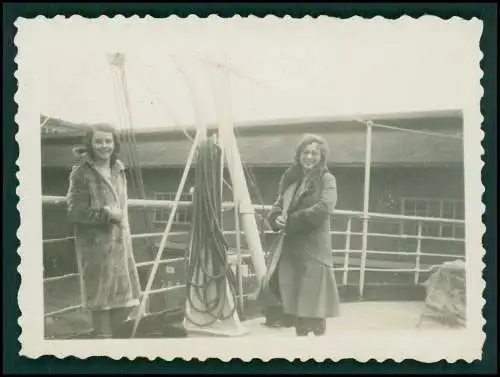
215,61,267,282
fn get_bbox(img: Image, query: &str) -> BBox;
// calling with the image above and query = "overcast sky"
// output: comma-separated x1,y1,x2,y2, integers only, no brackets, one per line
23,16,481,129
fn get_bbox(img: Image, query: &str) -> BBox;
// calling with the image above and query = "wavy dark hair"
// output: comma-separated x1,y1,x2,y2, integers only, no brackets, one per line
278,133,330,194
77,123,121,166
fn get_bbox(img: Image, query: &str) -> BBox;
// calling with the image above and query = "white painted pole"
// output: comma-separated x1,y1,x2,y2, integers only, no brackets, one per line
359,121,373,298
342,216,352,286
234,202,244,312
217,63,267,281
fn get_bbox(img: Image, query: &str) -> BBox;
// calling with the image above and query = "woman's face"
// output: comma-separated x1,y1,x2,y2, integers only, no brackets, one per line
299,142,322,171
91,131,115,162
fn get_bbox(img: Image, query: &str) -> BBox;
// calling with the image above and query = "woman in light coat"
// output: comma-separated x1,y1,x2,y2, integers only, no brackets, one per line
258,134,341,336
66,123,141,338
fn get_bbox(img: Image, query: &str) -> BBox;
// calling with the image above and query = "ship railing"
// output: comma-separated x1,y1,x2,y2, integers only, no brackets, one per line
42,196,465,319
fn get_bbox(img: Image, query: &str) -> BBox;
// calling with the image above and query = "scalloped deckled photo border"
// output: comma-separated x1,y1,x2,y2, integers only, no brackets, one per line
14,15,485,362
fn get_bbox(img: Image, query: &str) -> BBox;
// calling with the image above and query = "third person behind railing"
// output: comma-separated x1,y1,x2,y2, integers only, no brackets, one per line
66,123,141,338
255,133,341,336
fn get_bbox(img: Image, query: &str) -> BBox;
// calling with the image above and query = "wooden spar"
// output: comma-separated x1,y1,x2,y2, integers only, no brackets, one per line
131,131,201,338
216,62,267,282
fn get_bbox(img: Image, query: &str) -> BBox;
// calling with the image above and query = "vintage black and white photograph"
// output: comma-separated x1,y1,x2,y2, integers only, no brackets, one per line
16,16,484,361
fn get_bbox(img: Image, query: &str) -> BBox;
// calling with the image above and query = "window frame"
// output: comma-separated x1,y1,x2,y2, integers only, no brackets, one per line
399,197,464,238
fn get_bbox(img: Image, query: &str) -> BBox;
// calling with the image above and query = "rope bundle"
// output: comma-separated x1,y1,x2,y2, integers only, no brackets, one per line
184,138,238,327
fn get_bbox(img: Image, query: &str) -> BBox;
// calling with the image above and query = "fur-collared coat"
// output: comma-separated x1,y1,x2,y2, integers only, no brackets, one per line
66,151,141,311
258,167,341,319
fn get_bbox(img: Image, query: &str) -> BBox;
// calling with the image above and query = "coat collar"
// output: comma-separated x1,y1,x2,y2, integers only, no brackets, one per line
281,168,326,214
73,148,125,173
73,149,125,204
284,180,309,214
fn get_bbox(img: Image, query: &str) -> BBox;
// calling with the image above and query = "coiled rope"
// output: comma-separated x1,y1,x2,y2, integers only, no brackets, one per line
184,138,238,327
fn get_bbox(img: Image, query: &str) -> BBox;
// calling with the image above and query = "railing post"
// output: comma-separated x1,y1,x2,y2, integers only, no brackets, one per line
342,216,352,286
70,230,86,313
414,221,423,285
359,121,373,299
400,198,406,235
452,201,457,238
359,216,369,298
439,200,444,237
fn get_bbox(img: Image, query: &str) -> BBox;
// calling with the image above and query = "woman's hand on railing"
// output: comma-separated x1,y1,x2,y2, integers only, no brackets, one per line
274,214,287,230
104,206,124,223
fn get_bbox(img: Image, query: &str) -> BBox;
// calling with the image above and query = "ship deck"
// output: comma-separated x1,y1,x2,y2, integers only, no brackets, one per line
186,301,450,338
45,300,455,340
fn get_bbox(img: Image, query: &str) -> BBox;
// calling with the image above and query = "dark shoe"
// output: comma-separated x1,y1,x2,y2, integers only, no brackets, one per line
282,314,296,328
295,326,309,336
91,329,112,339
263,306,293,328
263,306,278,326
295,317,310,336
312,319,326,336
263,320,284,328
264,315,296,328
263,315,286,328
295,317,311,336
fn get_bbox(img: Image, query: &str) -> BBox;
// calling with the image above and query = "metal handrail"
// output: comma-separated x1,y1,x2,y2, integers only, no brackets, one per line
42,195,465,225
43,229,465,246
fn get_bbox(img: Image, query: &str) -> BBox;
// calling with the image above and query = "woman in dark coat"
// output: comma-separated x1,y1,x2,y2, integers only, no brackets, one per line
66,123,141,338
258,133,341,336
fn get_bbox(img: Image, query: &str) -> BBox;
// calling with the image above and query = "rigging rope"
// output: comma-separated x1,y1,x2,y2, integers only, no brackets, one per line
131,58,195,143
110,67,147,210
355,119,464,140
118,66,149,200
184,138,238,327
108,62,164,299
109,68,142,197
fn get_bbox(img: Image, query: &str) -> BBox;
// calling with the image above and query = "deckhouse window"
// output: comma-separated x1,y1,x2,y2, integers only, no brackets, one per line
154,192,193,225
400,197,465,239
